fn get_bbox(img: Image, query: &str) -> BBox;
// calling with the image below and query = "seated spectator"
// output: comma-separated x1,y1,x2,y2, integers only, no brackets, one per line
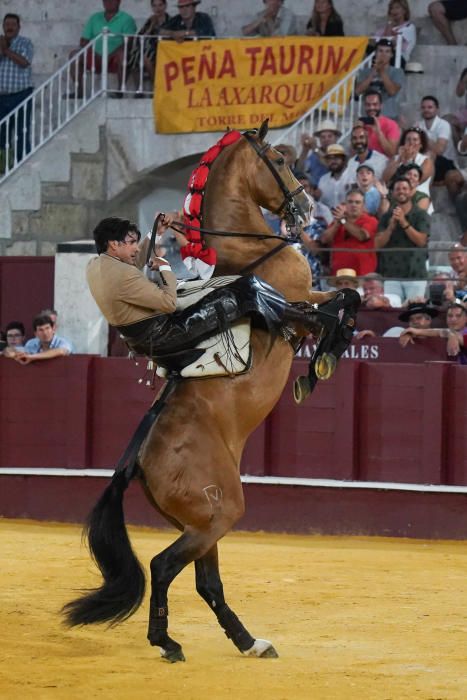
355,165,384,216
317,144,350,209
381,163,432,214
357,90,401,158
382,300,438,337
67,0,137,98
415,95,458,184
371,0,417,66
376,177,430,302
14,313,73,365
321,188,378,276
297,174,333,289
427,270,458,307
39,307,58,327
428,1,467,46
382,127,434,198
345,124,389,182
445,67,467,143
400,299,467,363
445,130,467,243
361,272,402,308
160,0,215,40
296,120,341,186
242,0,297,37
328,268,360,291
305,0,345,36
355,39,405,120
2,320,26,357
126,0,170,89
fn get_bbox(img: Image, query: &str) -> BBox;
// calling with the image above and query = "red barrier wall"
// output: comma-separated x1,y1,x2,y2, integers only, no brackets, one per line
1,355,466,485
0,257,54,337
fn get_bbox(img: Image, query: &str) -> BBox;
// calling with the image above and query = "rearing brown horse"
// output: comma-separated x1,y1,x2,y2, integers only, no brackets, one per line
63,121,353,662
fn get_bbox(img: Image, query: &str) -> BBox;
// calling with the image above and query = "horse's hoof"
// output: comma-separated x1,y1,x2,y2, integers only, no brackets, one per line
243,639,279,658
315,352,336,380
293,375,311,404
160,647,186,663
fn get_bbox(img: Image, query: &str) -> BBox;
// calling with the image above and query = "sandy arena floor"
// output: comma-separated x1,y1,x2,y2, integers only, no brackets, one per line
0,518,466,700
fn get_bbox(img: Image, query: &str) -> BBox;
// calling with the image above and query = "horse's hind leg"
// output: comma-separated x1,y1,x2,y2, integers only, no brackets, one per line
195,545,279,658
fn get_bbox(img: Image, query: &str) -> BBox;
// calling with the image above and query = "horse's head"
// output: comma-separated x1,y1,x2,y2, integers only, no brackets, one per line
243,120,313,229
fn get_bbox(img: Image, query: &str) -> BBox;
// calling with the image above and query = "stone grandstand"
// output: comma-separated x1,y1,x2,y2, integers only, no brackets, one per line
0,0,466,264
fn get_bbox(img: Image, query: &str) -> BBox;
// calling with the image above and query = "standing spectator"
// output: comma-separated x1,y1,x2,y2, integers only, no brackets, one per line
14,313,73,364
416,95,458,184
358,90,401,158
380,163,432,214
428,1,467,46
68,0,137,98
444,67,467,143
126,0,170,89
382,127,434,199
355,165,383,216
444,127,467,211
372,0,417,66
161,0,215,40
346,124,388,181
2,321,26,358
355,39,405,120
296,120,340,186
321,188,378,276
297,174,333,289
376,177,430,301
305,0,345,36
317,144,350,209
242,0,297,36
0,13,34,163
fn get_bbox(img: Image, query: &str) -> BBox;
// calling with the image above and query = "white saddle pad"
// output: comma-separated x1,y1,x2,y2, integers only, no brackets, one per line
156,319,252,379
175,275,240,310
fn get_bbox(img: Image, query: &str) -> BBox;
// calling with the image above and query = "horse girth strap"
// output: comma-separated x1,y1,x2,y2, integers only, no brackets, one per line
239,240,289,275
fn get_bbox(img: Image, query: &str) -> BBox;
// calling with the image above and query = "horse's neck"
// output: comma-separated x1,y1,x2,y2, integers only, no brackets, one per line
204,169,273,275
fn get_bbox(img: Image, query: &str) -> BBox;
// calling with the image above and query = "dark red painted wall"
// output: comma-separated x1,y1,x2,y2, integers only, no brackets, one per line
1,356,466,485
0,257,54,337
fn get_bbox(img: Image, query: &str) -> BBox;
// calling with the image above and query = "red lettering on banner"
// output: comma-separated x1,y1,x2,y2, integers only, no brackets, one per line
198,52,217,80
259,46,276,75
164,61,179,91
340,49,358,73
279,45,296,74
181,55,196,85
298,45,314,74
245,46,262,76
258,85,273,104
218,50,236,79
323,47,344,73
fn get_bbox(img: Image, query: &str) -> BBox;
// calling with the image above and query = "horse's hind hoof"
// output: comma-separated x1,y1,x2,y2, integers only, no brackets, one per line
160,647,186,663
315,352,336,380
243,639,279,658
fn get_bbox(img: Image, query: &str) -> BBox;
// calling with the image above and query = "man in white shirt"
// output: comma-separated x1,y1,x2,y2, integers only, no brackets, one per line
345,124,388,182
416,95,457,183
317,144,351,209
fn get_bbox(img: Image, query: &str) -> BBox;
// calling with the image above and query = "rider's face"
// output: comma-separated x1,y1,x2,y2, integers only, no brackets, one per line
113,233,140,265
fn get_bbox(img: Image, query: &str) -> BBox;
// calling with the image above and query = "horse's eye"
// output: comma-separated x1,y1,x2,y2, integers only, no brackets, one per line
276,157,285,166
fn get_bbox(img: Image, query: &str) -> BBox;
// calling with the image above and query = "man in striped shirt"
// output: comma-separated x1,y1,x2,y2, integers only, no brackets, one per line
0,13,34,162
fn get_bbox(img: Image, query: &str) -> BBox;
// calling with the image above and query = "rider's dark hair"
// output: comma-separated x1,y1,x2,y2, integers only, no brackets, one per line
93,217,141,255
32,314,54,331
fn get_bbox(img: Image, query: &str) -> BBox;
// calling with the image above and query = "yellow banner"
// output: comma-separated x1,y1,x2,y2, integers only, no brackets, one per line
154,36,367,134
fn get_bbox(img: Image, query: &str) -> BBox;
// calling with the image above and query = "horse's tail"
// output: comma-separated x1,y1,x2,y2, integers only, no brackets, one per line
62,470,146,627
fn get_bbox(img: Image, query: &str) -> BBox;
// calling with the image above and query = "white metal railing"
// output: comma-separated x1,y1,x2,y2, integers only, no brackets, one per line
273,34,403,151
0,34,107,183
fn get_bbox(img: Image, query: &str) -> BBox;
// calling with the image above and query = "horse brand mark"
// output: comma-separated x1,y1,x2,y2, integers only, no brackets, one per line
203,485,223,510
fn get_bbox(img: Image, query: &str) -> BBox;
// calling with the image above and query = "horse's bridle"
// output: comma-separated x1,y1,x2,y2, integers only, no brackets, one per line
242,131,306,227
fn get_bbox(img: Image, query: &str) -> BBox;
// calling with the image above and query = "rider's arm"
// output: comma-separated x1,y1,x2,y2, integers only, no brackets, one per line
120,266,177,314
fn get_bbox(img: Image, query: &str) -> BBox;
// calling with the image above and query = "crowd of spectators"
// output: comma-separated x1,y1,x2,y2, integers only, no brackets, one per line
1,310,73,364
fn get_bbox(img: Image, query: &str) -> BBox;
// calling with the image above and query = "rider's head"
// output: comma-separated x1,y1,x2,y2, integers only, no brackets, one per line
93,217,141,254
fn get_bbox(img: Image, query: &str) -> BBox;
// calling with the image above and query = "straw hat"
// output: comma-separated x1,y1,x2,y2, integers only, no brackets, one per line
313,120,342,137
329,268,359,286
324,144,346,158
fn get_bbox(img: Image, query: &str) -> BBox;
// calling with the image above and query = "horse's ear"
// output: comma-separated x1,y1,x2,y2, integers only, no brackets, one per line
258,119,269,142
226,126,231,132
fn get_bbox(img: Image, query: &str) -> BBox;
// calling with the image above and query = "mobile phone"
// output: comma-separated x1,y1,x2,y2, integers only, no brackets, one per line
359,116,375,125
429,283,445,306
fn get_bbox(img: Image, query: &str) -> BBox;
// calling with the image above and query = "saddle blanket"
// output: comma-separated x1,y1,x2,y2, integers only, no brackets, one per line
156,275,252,379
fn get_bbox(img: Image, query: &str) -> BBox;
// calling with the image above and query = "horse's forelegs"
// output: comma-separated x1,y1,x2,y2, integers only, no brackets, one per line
195,545,279,658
